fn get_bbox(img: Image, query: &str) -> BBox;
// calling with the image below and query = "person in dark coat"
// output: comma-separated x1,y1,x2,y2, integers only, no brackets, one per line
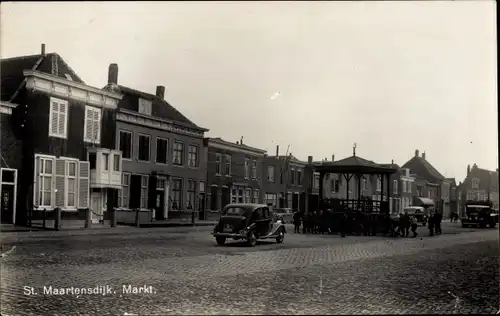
428,211,435,236
410,215,419,238
293,210,301,233
435,211,442,234
401,211,411,237
339,210,348,238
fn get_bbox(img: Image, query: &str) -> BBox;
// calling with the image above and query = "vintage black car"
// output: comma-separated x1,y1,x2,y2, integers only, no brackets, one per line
404,206,428,226
461,202,498,228
211,203,286,247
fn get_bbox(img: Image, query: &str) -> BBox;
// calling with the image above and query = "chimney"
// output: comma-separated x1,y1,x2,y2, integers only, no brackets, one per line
156,86,165,99
41,43,46,56
415,149,419,157
240,136,244,145
276,145,279,157
108,63,118,85
422,152,426,160
332,154,335,161
467,164,470,175
391,159,394,164
308,156,313,164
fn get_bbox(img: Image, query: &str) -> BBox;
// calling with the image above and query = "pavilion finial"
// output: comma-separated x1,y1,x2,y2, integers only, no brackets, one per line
353,143,357,156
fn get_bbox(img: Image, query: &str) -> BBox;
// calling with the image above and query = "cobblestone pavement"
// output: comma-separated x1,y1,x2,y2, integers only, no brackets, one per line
1,227,498,315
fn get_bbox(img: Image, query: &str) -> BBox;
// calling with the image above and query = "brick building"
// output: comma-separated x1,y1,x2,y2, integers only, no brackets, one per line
457,163,499,214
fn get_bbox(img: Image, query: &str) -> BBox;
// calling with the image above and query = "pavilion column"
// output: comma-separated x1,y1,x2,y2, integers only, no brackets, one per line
357,174,362,210
344,173,349,201
386,173,392,213
380,174,385,212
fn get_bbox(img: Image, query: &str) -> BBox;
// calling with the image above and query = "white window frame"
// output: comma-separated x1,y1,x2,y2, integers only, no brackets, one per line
140,175,149,209
171,178,183,210
393,180,398,195
376,179,381,192
113,154,121,172
253,189,259,203
138,98,152,116
297,169,302,185
224,155,231,176
118,130,133,160
35,155,56,209
173,141,184,165
65,159,78,209
267,166,275,183
244,159,249,179
314,173,320,189
48,97,68,139
102,153,109,171
187,144,198,168
251,160,257,179
407,181,412,193
362,178,367,191
187,179,196,209
156,137,169,165
290,168,295,185
245,188,252,203
118,173,130,209
215,153,222,175
83,105,101,144
138,134,151,162
472,178,480,189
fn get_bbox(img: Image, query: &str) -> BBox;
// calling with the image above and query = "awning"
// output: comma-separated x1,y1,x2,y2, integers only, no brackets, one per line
414,197,435,207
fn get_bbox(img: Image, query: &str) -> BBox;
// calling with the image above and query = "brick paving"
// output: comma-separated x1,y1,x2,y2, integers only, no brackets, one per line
1,227,498,315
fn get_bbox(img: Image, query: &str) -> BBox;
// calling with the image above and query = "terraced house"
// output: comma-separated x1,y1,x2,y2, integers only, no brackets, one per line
103,64,209,220
458,164,499,213
0,44,123,225
204,137,265,213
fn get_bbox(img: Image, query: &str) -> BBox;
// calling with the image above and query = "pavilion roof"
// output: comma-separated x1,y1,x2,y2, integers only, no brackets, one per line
313,155,398,175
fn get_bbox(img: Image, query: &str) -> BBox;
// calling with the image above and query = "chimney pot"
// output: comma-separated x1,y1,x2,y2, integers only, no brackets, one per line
332,154,335,161
415,149,419,157
391,159,394,164
108,63,118,85
308,156,313,164
276,145,279,157
41,43,46,56
156,85,165,99
422,152,426,160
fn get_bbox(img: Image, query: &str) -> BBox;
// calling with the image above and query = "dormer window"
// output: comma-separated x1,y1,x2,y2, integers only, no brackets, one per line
138,98,152,116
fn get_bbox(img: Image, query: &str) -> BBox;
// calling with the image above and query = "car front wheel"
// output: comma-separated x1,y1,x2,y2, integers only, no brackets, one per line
247,231,257,247
276,228,285,244
216,236,226,246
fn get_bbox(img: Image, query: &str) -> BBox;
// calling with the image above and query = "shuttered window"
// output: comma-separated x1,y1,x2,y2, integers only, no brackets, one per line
35,156,54,208
78,161,90,208
48,97,68,138
83,106,101,144
66,161,77,208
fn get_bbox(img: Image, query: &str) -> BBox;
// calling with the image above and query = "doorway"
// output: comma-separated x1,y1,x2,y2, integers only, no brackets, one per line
0,168,17,224
198,193,206,220
90,192,105,224
155,190,165,220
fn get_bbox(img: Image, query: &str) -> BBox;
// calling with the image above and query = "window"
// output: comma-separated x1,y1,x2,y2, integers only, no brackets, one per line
215,154,222,175
334,179,340,192
187,180,196,209
408,182,412,193
89,153,96,169
266,193,277,207
245,189,252,203
287,193,293,208
199,182,205,193
253,190,259,203
244,159,249,179
267,166,275,183
141,175,148,209
314,173,320,189
290,169,295,185
156,138,168,164
118,173,130,208
138,98,152,116
251,160,257,179
37,157,54,207
173,141,184,165
138,134,150,162
393,180,398,194
297,170,302,185
66,161,77,208
362,178,367,191
48,97,68,139
224,155,231,176
472,178,480,189
83,106,101,144
376,179,381,192
238,188,244,203
171,178,182,210
119,131,132,160
188,145,198,167
102,153,109,171
402,181,406,193
113,154,120,172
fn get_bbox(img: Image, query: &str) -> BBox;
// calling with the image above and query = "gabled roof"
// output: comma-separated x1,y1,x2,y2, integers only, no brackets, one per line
468,166,498,191
1,53,85,101
401,156,445,182
314,155,398,174
112,84,205,130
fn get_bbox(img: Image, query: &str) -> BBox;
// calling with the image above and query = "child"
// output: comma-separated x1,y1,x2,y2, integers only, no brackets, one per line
410,215,418,238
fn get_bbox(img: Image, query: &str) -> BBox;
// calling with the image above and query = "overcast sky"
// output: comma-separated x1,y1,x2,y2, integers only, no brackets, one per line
1,1,497,181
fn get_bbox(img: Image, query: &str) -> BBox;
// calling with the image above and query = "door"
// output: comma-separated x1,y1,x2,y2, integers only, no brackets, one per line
292,193,299,211
1,185,14,224
259,207,273,236
155,190,165,220
90,193,102,224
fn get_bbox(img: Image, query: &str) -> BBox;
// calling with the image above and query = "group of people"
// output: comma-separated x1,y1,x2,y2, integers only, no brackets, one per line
292,209,332,234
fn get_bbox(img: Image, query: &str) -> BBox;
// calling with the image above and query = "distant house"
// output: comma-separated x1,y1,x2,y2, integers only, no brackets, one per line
401,149,449,216
103,64,209,221
1,44,123,225
457,164,499,214
379,162,415,214
262,148,307,210
204,137,265,212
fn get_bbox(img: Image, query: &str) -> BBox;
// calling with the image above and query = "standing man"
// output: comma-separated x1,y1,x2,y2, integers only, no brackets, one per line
428,211,435,236
293,210,301,234
402,211,410,237
435,211,442,234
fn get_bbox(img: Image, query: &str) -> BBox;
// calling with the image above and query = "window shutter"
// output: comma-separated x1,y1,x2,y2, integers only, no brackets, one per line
85,108,93,141
50,102,59,135
93,109,101,143
58,102,67,136
78,161,90,208
55,159,66,207
34,156,40,206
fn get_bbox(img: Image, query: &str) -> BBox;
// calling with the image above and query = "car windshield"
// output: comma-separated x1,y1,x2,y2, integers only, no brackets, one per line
224,207,248,216
467,206,488,213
